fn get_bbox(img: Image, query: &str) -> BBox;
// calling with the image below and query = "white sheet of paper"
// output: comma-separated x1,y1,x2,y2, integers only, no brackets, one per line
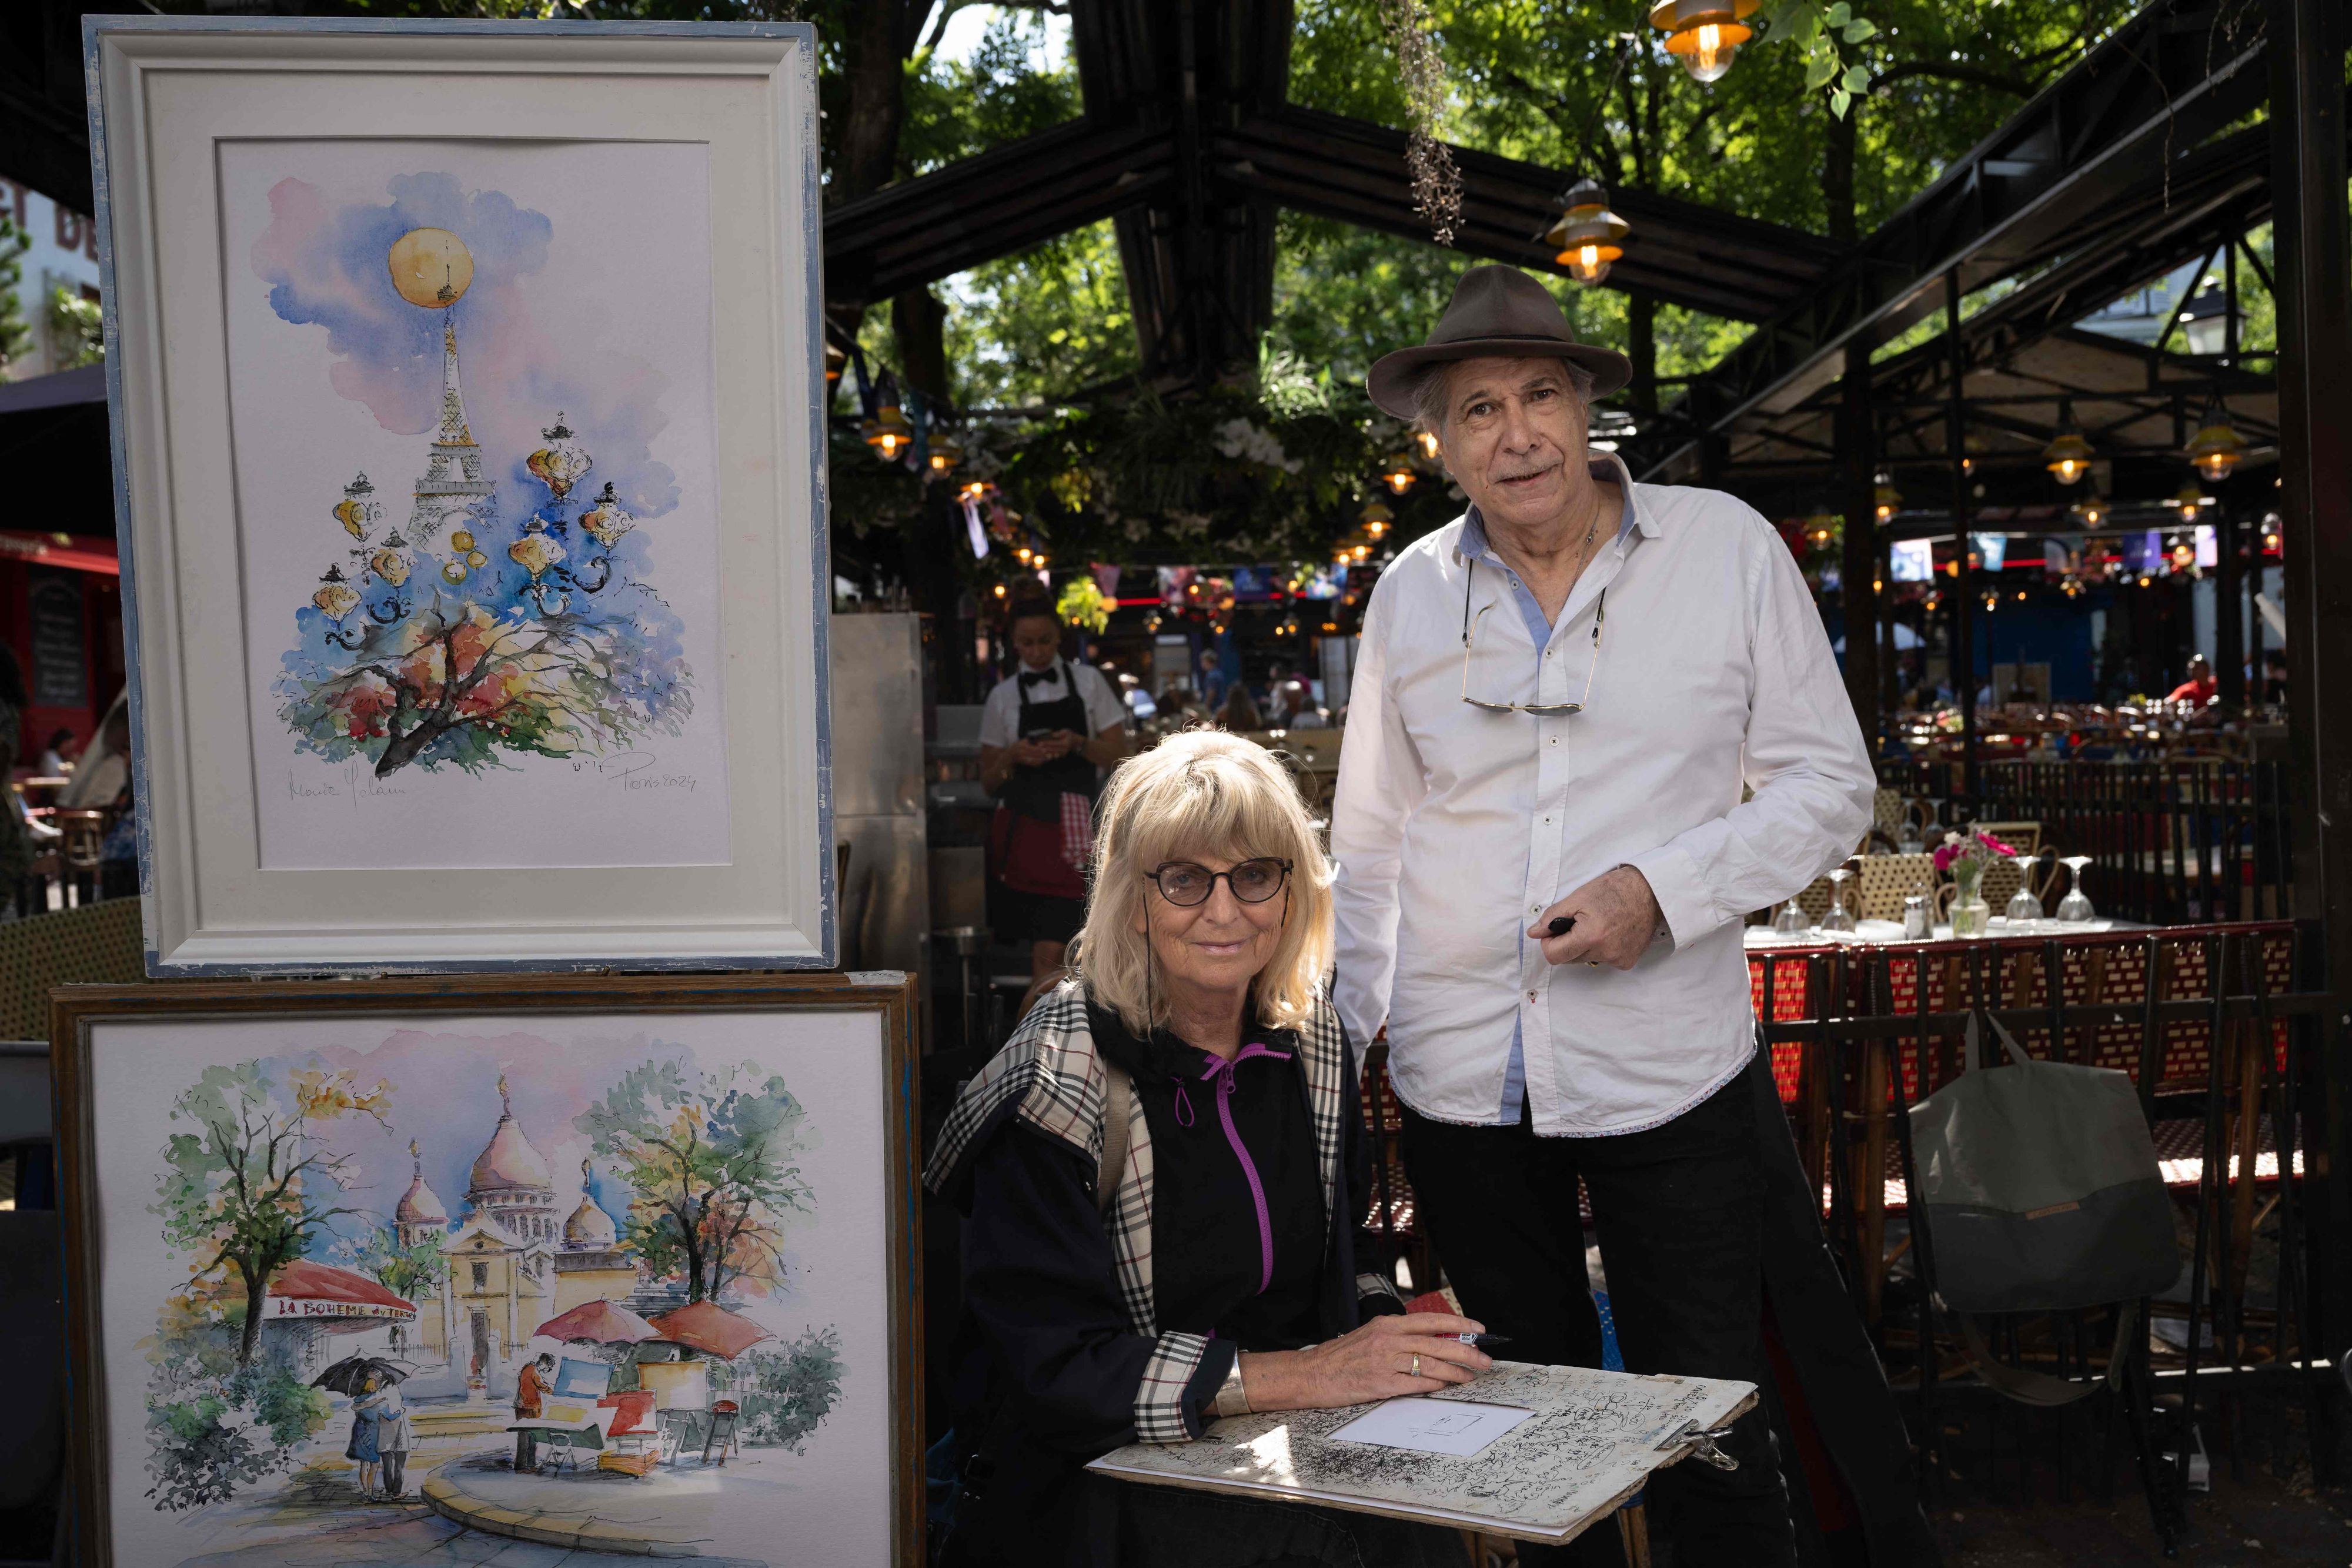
1328,1398,1537,1458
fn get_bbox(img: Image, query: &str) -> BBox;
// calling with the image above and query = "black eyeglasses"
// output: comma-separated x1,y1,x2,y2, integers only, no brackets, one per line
1145,858,1293,907
1460,557,1605,717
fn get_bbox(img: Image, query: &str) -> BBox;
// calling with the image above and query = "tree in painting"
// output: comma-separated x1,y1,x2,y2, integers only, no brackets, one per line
273,223,692,777
154,1062,394,1368
576,1061,814,1304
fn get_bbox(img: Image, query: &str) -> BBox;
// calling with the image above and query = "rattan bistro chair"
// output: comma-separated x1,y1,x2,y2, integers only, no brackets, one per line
1855,853,1935,922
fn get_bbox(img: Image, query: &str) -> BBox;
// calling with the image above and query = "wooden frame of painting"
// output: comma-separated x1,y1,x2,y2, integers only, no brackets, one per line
85,16,835,973
54,971,921,1568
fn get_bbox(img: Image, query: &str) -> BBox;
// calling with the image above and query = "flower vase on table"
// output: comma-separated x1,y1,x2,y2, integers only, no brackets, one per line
1948,862,1993,939
1935,827,2014,940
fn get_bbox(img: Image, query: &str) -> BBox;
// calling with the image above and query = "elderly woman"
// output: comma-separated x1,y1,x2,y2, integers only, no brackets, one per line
927,731,1482,1567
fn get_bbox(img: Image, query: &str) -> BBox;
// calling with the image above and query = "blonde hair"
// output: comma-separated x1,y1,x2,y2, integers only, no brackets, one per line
1074,730,1335,1037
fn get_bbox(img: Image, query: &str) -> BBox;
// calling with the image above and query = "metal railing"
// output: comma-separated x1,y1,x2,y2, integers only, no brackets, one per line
1880,758,2294,925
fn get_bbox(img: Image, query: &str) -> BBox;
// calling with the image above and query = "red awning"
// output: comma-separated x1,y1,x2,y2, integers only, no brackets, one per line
646,1299,773,1360
0,529,118,576
261,1258,417,1322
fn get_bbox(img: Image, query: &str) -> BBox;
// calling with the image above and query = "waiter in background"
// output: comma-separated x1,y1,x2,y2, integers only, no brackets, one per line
980,592,1131,989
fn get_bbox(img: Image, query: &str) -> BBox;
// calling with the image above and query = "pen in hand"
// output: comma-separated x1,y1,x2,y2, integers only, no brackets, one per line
1451,1333,1512,1350
1547,917,1575,937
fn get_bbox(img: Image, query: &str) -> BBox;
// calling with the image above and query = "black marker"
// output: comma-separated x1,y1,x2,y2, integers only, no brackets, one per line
1448,1333,1514,1350
1546,916,1575,937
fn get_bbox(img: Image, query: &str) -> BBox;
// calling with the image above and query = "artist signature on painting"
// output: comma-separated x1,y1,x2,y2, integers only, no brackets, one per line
593,751,699,793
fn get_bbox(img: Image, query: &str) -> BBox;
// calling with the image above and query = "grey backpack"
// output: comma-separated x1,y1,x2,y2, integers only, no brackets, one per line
1909,1012,2180,1403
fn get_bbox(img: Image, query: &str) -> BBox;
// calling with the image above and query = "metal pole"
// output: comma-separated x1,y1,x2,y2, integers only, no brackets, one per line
1946,271,1977,803
1840,340,1881,748
2268,0,2352,1377
2217,236,2244,711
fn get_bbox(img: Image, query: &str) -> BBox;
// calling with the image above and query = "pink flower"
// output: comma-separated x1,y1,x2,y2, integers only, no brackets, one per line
1975,830,2016,857
1933,843,1958,872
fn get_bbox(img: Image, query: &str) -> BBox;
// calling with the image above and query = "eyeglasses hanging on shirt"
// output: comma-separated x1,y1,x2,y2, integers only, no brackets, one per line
1459,557,1606,716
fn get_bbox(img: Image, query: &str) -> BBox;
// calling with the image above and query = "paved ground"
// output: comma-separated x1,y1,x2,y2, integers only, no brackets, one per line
171,1466,766,1568
1936,1468,2352,1566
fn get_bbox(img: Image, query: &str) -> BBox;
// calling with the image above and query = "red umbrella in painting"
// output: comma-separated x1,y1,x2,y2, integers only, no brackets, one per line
646,1300,774,1360
534,1298,660,1346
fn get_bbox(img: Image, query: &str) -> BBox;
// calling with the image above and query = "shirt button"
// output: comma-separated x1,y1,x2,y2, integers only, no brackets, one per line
1528,991,1538,1002
1530,904,1541,914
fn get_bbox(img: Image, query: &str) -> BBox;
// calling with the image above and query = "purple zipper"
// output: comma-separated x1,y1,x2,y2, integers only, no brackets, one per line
1174,1043,1294,1295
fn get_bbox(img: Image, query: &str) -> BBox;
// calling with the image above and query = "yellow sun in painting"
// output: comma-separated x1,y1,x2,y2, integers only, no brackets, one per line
387,227,474,309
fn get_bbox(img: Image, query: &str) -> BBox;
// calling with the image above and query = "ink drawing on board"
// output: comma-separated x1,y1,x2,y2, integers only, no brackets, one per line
86,1009,897,1566
224,143,730,870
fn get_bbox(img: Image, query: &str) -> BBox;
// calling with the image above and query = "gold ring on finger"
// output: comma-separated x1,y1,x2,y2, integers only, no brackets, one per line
1411,1353,1421,1378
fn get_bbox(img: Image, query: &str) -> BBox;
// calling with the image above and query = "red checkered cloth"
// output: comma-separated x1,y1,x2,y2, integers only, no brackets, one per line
1060,791,1094,871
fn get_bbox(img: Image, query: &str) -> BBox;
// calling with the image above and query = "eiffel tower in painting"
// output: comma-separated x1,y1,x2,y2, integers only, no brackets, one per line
405,313,496,543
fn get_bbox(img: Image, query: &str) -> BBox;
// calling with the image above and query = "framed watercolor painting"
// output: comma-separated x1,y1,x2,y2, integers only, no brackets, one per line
54,971,921,1568
84,17,834,972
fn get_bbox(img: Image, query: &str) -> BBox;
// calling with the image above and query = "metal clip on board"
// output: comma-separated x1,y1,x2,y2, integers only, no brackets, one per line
1653,1419,1740,1471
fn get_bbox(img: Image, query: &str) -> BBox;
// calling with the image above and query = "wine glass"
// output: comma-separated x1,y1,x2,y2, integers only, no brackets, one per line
2004,871,2044,926
1773,895,1809,936
1820,867,1857,934
2055,855,2096,922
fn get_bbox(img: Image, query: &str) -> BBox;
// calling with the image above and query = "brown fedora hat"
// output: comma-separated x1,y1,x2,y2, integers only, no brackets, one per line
1367,265,1632,420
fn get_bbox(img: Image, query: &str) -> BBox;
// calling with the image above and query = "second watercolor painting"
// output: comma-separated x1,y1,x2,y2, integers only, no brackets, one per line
58,975,920,1568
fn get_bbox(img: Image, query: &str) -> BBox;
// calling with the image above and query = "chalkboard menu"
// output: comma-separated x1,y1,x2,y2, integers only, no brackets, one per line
28,571,86,708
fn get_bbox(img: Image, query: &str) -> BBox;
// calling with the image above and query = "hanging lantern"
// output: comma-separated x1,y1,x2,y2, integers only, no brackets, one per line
368,531,412,587
1360,497,1395,539
2185,397,2244,482
1873,474,1901,523
1806,507,1836,549
1544,178,1631,285
2168,533,2196,573
527,413,592,502
312,566,360,622
2067,498,2106,529
2042,402,2093,485
1379,453,1418,494
1414,429,1441,461
2173,479,2207,523
926,427,964,474
579,482,637,549
864,372,913,461
1649,0,1758,83
509,515,566,580
332,473,380,541
824,341,847,387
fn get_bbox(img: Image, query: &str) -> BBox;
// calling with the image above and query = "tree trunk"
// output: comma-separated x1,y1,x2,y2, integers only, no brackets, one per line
374,720,446,777
238,1261,265,1367
836,1,912,205
1824,102,1859,244
1626,291,1657,417
892,286,952,407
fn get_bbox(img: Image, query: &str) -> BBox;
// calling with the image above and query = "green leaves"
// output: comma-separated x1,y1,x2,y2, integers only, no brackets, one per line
1756,0,1876,116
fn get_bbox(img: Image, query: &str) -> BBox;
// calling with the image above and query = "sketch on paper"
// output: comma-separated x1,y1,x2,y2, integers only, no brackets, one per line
222,145,732,870
1090,1361,1753,1539
93,1014,892,1566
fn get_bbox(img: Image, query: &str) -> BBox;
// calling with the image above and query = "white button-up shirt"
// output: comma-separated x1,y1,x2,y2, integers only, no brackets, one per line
1329,456,1875,1136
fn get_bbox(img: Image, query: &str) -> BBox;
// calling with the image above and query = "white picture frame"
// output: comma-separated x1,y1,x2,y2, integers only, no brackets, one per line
85,16,834,973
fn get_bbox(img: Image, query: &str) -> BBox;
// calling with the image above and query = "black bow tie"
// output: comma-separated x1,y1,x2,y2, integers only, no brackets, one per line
1019,669,1058,691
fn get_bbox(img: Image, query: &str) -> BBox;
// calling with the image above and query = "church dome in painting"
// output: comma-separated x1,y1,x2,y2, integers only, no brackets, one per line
563,1160,619,1248
396,1162,447,1226
469,1076,553,1195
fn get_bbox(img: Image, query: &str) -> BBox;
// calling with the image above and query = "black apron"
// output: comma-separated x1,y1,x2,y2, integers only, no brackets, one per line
1001,661,1100,822
990,661,1101,902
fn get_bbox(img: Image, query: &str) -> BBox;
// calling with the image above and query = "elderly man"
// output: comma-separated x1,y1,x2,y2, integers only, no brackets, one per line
1331,266,1880,1565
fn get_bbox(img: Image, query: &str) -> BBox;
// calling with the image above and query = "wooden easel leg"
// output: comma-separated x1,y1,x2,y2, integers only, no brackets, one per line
1618,1504,1651,1568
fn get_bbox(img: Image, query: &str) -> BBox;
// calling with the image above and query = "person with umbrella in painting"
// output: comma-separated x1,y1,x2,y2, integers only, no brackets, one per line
361,1375,413,1500
344,1372,385,1500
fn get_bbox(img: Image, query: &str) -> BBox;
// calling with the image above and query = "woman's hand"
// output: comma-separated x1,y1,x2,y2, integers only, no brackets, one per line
1235,1312,1491,1413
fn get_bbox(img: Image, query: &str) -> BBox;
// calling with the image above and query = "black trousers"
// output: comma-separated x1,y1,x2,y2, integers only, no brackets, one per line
1399,1063,1797,1567
380,1450,407,1496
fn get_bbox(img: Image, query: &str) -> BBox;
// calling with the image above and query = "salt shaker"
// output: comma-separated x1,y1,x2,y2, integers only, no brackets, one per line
1902,891,1930,940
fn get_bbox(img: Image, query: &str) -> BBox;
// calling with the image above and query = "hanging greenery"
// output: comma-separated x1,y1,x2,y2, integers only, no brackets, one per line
1759,0,1879,117
1377,0,1465,245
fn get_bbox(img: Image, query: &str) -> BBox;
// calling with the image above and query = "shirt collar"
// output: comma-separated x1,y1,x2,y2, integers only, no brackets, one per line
1456,452,1652,563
